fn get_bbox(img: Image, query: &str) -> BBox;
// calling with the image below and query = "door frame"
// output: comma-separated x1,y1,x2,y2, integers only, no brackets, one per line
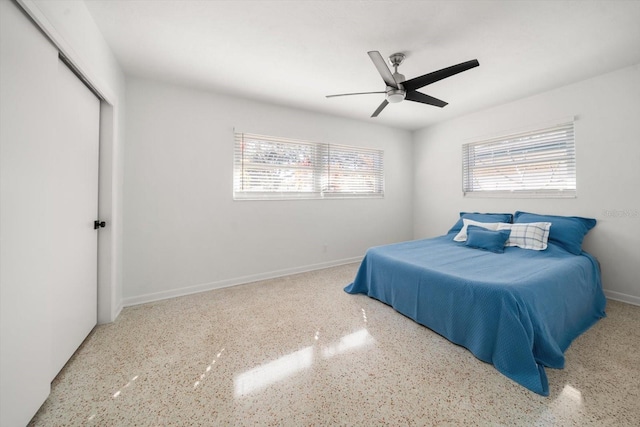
17,0,122,323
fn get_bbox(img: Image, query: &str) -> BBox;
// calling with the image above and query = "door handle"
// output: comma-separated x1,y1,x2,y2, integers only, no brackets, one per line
94,220,106,230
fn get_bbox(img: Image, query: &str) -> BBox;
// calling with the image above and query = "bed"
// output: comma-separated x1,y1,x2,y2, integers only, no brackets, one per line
344,211,607,396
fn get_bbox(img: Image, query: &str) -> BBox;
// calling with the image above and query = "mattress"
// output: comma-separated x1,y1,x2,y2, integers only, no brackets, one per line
344,234,607,395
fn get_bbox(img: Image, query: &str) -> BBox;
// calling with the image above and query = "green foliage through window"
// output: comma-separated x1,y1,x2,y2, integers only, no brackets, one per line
234,133,384,200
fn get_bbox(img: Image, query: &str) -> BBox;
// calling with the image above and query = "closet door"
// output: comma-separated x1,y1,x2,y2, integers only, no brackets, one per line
0,1,58,425
1,1,100,424
49,57,100,379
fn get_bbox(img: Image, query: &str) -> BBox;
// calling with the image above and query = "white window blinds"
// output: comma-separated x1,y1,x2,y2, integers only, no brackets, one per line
234,132,384,200
462,122,576,198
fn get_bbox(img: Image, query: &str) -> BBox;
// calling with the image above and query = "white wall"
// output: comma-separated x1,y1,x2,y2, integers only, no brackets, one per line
413,64,640,304
123,77,413,304
26,0,127,321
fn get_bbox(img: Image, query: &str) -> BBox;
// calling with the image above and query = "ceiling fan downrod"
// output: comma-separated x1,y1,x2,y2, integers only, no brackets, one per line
387,52,406,103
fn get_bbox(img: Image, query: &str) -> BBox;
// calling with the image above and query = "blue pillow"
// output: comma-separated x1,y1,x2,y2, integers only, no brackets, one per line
465,225,511,253
447,212,513,234
514,211,596,255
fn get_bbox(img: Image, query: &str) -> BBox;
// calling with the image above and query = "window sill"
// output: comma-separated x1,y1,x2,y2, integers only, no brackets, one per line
463,191,576,199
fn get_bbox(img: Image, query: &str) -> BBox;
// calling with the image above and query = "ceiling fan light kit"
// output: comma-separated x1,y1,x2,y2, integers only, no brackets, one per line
326,51,479,117
386,88,405,103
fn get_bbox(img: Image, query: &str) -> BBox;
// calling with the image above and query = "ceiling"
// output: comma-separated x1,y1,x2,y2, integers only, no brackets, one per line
84,0,640,131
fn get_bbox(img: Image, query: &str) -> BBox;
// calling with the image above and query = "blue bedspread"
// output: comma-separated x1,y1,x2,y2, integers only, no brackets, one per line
344,234,606,395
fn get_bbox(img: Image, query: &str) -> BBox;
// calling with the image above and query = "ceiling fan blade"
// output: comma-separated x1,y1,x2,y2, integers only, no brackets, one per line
403,59,479,92
368,51,398,88
405,91,448,108
371,99,389,117
326,91,386,98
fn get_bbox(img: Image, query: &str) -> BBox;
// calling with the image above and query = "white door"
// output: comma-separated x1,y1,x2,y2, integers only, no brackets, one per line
0,1,57,425
0,1,100,424
49,58,100,379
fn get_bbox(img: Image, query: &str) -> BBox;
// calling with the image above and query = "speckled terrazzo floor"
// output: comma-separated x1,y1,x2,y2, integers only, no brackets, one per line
30,264,640,426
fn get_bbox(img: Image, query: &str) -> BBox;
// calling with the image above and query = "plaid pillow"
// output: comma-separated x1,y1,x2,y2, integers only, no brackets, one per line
497,222,552,251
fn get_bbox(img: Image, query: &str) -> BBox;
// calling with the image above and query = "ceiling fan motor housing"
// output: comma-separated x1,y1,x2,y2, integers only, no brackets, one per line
386,87,406,103
387,70,406,103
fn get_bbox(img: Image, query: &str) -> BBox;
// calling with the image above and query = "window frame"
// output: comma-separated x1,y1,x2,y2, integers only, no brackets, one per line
462,121,577,199
233,132,384,201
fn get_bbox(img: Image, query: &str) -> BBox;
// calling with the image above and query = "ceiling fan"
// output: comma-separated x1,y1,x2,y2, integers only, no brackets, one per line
326,51,479,117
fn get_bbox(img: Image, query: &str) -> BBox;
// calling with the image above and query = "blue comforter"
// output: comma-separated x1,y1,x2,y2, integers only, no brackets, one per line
344,234,606,395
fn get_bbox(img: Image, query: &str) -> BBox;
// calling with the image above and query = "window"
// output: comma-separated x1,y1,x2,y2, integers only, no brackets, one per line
462,121,576,198
233,132,384,200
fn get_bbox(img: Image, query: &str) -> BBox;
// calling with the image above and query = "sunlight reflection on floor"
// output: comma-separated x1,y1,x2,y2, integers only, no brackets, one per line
234,327,375,397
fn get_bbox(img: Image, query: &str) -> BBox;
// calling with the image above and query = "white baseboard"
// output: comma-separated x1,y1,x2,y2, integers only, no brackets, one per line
604,289,640,306
122,257,362,308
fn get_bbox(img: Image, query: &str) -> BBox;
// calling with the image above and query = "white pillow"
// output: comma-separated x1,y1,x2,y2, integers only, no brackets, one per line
497,222,552,250
453,219,507,242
